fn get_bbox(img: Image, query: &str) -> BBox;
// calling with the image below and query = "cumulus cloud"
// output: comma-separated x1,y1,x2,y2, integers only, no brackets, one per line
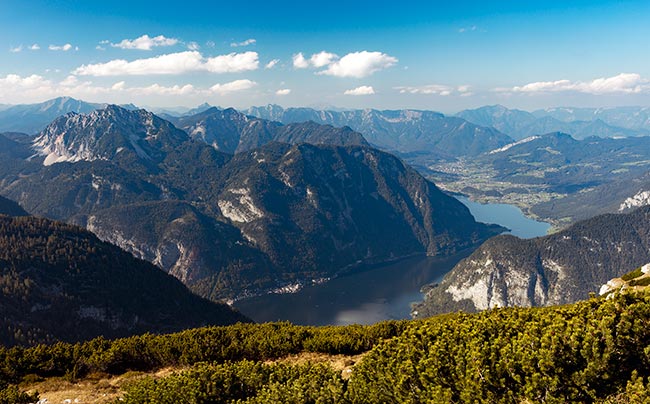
275,88,291,95
111,34,179,50
292,53,310,69
265,59,279,69
310,51,338,68
292,50,397,77
0,72,259,103
507,73,649,94
9,45,23,53
73,51,259,76
133,83,197,95
29,44,40,51
317,51,397,78
49,43,74,51
395,84,455,96
0,73,110,102
210,79,257,94
230,38,256,47
344,85,375,95
0,74,50,89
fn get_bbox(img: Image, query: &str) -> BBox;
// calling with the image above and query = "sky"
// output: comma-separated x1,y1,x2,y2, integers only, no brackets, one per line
1,0,650,113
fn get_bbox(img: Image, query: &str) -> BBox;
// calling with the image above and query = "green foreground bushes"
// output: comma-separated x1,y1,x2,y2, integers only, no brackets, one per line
0,320,406,398
3,293,650,403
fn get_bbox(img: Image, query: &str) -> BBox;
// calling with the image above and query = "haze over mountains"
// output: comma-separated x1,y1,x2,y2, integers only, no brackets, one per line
457,104,650,139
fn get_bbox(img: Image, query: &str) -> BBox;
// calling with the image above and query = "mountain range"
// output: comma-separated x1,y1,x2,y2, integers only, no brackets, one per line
413,205,650,317
169,107,368,154
457,104,650,140
0,97,138,135
244,105,513,158
0,105,501,301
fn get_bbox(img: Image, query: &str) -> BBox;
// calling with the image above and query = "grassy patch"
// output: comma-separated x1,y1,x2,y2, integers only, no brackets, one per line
622,267,644,281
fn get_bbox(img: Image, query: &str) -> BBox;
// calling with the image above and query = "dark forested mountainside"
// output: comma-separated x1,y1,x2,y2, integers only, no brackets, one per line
0,196,27,217
0,214,248,347
413,206,650,316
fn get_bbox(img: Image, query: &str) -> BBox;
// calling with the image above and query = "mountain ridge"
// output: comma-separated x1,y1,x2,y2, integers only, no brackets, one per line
413,205,650,317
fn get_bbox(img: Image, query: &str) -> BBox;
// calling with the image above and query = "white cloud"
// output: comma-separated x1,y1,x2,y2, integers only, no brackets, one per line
111,81,126,91
276,88,291,95
111,34,178,50
292,53,309,69
133,83,197,95
74,51,259,76
310,51,338,68
344,85,375,95
29,44,40,51
318,51,397,78
0,72,260,103
0,74,50,89
60,75,79,86
187,41,200,51
49,43,74,51
507,73,649,94
203,52,259,74
230,38,256,47
265,59,280,69
459,25,478,33
395,84,454,96
0,73,111,102
210,79,257,94
9,45,23,53
292,50,396,77
96,45,106,51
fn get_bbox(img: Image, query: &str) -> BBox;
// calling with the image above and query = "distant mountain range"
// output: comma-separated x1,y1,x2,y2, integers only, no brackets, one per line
0,199,248,346
457,105,650,140
170,107,367,154
244,105,513,158
413,205,650,317
0,97,137,134
0,105,501,301
4,98,650,143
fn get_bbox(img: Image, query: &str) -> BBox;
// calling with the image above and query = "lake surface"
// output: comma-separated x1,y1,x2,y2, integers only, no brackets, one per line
234,253,468,325
235,197,552,325
456,196,551,239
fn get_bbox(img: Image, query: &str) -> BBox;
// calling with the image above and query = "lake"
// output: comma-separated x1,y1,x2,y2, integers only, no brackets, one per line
456,196,551,239
234,197,551,325
234,253,468,326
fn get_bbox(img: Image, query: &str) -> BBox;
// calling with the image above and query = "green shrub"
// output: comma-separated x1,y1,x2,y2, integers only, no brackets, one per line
621,267,644,281
629,277,650,287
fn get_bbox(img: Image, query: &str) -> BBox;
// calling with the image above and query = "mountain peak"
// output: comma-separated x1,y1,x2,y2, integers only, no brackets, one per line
32,106,187,166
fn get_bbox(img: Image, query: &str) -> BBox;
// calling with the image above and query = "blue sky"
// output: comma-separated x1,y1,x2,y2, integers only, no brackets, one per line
1,0,650,112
